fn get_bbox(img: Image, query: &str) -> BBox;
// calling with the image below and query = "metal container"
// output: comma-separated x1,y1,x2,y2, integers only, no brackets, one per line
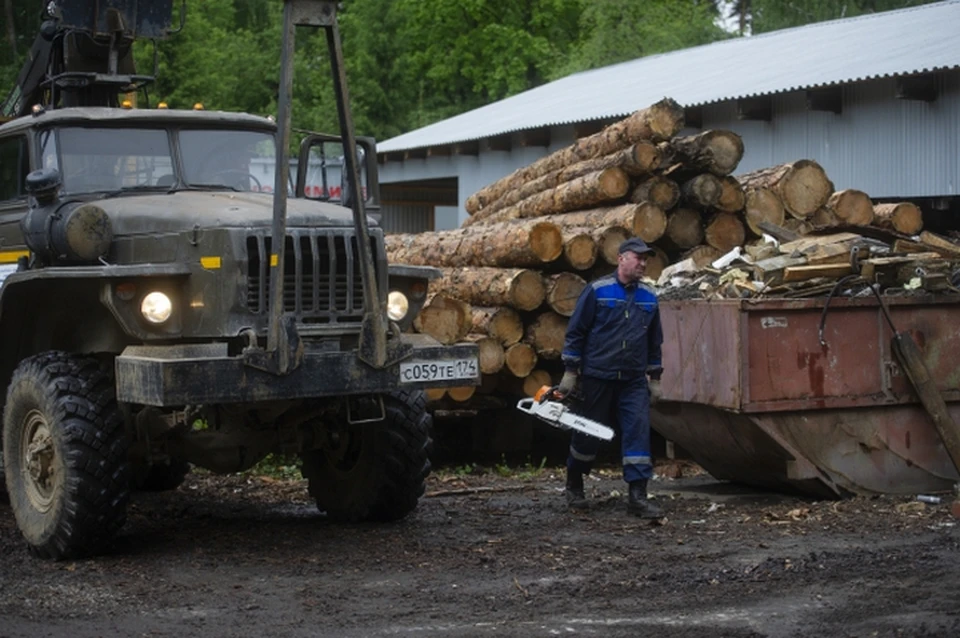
652,295,960,497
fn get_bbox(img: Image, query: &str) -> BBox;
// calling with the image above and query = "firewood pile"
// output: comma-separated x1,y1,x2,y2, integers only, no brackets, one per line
385,97,960,408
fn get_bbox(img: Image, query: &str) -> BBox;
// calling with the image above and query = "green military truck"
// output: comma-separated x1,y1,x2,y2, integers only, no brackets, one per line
0,0,478,559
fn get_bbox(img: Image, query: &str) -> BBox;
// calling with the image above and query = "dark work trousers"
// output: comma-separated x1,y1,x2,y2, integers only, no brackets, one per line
566,374,653,483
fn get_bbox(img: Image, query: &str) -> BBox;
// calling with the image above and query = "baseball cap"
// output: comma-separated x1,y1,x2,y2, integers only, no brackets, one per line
618,237,654,256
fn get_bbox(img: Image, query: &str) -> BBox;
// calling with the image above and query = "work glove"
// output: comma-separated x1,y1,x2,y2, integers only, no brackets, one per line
556,370,578,399
648,378,662,405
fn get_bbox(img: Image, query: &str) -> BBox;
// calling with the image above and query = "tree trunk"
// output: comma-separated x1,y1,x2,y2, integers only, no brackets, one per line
738,160,833,220
544,272,587,317
680,173,722,209
667,130,745,176
664,207,704,250
597,225,630,265
826,189,874,226
523,311,568,360
466,167,630,227
385,219,562,267
743,187,785,236
413,294,472,345
503,342,538,378
560,228,598,271
464,98,684,215
471,305,523,346
4,0,16,58
629,175,680,210
682,245,723,269
465,142,659,221
436,267,545,311
704,212,746,254
537,203,667,244
715,175,745,213
465,333,506,375
874,202,923,235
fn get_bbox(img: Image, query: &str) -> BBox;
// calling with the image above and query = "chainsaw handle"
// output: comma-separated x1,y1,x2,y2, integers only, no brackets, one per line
516,398,536,415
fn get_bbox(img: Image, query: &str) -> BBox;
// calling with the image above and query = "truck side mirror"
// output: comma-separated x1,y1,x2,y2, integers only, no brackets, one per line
295,134,380,212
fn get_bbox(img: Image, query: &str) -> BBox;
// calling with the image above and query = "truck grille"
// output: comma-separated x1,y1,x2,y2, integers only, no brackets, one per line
246,230,380,324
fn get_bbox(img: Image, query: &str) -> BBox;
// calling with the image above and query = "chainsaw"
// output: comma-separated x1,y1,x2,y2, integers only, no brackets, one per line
515,386,615,441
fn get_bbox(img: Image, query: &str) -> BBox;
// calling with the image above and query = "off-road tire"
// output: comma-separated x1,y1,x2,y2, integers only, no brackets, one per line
134,459,191,492
301,389,431,522
2,352,130,559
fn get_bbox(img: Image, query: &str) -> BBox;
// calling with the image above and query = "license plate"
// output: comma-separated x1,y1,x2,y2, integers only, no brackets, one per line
399,358,478,383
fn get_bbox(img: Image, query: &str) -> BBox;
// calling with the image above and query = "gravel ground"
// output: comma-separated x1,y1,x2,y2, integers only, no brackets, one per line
1,463,958,638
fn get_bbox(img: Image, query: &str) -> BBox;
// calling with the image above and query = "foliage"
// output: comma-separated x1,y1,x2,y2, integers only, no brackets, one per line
244,453,302,480
721,0,941,35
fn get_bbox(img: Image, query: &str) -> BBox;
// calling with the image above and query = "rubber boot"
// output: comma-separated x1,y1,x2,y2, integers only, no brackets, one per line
565,468,589,509
627,480,662,519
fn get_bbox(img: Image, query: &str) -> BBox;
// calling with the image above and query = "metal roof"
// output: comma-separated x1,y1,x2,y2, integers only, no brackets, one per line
378,1,960,153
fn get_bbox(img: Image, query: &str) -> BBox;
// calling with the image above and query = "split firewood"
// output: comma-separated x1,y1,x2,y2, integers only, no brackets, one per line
874,202,923,235
753,255,809,285
715,175,746,213
437,267,545,311
781,263,854,283
466,142,661,223
629,175,680,210
467,168,630,226
386,219,562,267
503,342,538,378
918,231,960,258
664,207,705,250
560,228,598,271
738,160,833,220
464,98,684,215
825,189,875,226
465,333,506,375
537,202,667,244
666,130,745,176
413,294,472,345
743,187,786,236
544,272,587,317
859,253,942,283
704,212,746,254
523,311,568,360
471,305,523,346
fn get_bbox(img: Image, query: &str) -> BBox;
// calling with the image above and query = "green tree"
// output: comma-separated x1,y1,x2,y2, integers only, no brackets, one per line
729,0,941,34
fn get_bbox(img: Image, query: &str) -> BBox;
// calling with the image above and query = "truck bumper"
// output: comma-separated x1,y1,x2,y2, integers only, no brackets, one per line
115,334,479,407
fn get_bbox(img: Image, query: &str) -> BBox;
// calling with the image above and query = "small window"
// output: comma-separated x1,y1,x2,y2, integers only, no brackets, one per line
0,136,29,201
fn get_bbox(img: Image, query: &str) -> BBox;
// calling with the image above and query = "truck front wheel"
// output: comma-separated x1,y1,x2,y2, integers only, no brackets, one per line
2,352,130,559
301,390,431,522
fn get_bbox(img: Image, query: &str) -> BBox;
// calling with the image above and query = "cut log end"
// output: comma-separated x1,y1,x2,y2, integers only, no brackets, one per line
545,272,587,317
827,189,874,226
522,369,553,398
504,343,538,378
530,221,564,262
744,188,785,237
633,202,668,243
874,202,923,235
705,212,746,254
562,231,598,271
511,270,547,311
780,160,833,219
599,225,630,265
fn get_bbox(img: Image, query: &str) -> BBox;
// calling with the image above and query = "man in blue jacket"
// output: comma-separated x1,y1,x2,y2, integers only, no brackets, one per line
556,237,663,518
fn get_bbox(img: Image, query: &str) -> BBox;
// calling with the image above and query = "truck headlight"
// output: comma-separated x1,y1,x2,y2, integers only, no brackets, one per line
387,291,409,321
141,291,173,324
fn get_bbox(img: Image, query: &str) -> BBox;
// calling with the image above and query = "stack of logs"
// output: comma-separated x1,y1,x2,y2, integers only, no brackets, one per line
386,97,954,410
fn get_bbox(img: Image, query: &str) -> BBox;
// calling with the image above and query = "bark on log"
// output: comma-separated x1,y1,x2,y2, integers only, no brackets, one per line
680,173,722,209
743,187,785,236
560,228,598,271
437,267,545,311
471,306,524,346
826,189,874,226
664,207,704,250
464,98,684,215
544,272,587,317
716,175,746,213
466,167,630,227
524,311,568,360
682,245,723,269
629,175,680,210
503,342,538,378
704,212,746,254
386,219,562,267
597,225,630,265
738,160,833,220
413,294,472,345
466,142,661,222
465,333,506,375
537,203,667,244
874,202,923,235
667,130,745,176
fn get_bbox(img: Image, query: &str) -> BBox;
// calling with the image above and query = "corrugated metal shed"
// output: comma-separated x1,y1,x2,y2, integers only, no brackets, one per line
379,1,960,153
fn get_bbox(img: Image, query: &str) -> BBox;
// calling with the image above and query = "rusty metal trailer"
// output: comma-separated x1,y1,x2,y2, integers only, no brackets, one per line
652,295,960,498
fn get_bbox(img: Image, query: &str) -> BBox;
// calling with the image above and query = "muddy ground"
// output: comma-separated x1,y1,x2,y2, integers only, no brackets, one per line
1,460,958,638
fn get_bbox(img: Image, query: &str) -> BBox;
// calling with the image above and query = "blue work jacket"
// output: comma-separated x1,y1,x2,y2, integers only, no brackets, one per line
561,274,663,380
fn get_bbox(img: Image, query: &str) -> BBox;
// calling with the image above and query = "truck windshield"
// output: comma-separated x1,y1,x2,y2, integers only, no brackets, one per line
40,127,278,195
